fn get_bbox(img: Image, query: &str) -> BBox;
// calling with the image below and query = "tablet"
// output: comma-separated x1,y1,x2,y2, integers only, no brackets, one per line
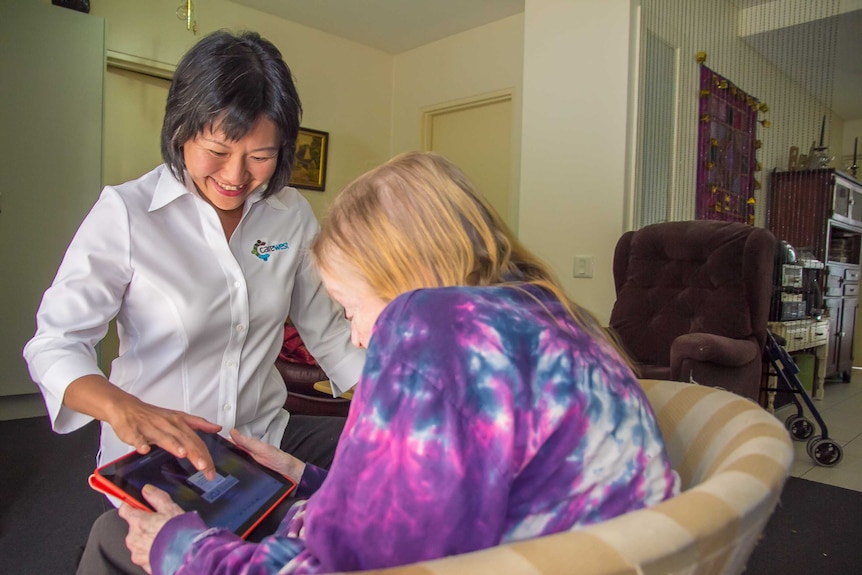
89,431,297,539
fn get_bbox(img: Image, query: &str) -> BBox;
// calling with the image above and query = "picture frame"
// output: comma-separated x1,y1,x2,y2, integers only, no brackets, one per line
289,128,329,191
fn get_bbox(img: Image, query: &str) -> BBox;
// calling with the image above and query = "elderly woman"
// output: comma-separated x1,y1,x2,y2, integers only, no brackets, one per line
121,152,679,574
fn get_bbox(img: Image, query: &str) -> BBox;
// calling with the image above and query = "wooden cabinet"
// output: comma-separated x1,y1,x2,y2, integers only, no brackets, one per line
839,297,858,377
823,267,858,379
768,169,862,380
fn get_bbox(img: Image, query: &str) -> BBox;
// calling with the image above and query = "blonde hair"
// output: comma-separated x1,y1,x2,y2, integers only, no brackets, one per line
311,151,608,343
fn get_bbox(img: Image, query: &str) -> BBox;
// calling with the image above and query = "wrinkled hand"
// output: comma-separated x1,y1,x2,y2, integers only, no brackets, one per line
120,485,184,574
229,428,306,483
108,396,223,480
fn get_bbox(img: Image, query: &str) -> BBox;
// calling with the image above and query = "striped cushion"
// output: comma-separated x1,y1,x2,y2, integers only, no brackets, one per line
347,379,793,575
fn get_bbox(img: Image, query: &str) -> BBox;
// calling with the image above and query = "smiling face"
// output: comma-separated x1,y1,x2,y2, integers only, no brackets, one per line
182,115,281,214
318,259,389,349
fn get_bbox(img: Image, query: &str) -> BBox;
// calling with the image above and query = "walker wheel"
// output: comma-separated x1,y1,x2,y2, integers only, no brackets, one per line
806,436,843,467
806,435,818,458
784,415,814,440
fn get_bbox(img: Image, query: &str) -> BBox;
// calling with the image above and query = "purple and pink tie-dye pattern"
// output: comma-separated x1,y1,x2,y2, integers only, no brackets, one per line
152,285,679,575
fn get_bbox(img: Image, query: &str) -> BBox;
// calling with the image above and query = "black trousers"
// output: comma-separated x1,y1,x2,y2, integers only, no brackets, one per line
76,415,345,575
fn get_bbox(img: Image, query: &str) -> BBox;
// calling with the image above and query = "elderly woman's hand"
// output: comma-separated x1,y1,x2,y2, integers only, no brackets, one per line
120,485,184,574
229,428,306,483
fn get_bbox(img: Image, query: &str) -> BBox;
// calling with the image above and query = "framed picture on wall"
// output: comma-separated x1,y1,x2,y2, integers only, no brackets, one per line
289,127,329,191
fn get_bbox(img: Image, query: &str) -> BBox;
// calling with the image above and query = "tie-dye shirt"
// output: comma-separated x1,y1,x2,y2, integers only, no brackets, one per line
151,285,679,574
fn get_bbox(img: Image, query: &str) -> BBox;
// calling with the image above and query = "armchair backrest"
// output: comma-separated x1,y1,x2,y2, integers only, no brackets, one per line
348,379,793,575
609,221,775,370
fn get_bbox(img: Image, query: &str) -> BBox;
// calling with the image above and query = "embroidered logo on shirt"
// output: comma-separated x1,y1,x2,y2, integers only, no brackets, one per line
251,239,289,261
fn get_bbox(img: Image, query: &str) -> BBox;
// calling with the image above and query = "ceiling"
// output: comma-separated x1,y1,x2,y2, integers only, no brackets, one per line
738,1,862,121
231,0,861,121
227,0,525,54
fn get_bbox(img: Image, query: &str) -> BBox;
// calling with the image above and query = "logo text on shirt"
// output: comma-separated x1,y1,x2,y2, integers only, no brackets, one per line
252,239,289,261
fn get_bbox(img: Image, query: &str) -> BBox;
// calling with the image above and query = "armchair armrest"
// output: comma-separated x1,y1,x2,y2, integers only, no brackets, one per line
276,358,350,417
670,333,759,371
670,334,765,400
275,360,328,387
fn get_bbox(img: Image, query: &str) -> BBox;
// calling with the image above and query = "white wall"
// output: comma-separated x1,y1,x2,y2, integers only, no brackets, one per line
642,0,842,224
391,14,524,154
43,0,854,327
390,14,524,228
842,119,862,173
2,0,106,419
393,1,637,325
87,0,394,219
520,0,634,323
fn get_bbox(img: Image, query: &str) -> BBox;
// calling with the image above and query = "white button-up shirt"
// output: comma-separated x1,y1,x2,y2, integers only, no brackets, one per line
24,165,364,468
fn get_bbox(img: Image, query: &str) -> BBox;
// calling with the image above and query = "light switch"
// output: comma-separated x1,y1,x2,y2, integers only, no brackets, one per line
573,255,594,278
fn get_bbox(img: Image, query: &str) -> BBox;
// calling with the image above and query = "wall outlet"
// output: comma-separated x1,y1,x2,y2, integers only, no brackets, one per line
573,255,594,278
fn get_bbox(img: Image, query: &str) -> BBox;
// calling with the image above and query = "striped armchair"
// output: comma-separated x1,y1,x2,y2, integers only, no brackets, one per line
352,379,794,575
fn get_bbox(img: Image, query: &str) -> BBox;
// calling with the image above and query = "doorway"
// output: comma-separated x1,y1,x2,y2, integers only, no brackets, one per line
422,92,517,231
98,65,171,371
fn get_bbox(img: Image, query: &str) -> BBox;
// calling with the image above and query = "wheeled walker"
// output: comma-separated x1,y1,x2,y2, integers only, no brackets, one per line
763,330,843,467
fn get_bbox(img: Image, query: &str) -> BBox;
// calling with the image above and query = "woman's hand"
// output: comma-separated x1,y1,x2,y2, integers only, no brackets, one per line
107,394,223,480
65,375,223,480
229,428,306,483
120,485,184,575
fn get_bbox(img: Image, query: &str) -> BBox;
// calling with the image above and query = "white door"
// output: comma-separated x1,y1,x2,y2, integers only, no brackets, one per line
424,94,517,231
0,1,105,398
103,67,170,187
97,66,170,369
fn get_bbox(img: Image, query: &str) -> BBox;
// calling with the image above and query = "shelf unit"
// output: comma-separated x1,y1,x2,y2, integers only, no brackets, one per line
767,169,862,380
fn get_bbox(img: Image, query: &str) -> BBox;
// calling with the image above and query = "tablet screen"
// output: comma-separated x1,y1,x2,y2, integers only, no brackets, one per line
93,432,296,537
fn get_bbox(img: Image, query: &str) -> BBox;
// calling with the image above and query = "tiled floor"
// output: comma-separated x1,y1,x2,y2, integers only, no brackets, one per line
774,368,862,492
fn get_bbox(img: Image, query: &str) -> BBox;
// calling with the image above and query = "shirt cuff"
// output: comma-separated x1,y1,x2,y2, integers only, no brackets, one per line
323,348,365,397
296,463,328,498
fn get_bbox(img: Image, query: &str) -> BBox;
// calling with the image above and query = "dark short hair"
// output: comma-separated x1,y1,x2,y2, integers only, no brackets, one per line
161,30,302,197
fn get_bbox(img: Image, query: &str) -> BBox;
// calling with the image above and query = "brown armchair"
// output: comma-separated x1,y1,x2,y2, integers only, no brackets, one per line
608,220,775,402
275,322,350,418
275,360,350,417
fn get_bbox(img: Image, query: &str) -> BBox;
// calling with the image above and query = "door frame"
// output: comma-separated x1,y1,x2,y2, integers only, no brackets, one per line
107,49,175,80
420,89,519,232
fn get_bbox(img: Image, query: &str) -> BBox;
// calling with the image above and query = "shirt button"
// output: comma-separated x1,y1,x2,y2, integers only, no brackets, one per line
236,324,246,333
234,280,242,288
223,404,232,412
226,360,236,368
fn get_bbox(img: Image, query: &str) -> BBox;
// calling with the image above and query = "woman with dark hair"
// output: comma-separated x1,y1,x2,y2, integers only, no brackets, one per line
119,152,678,575
160,30,302,202
23,30,363,574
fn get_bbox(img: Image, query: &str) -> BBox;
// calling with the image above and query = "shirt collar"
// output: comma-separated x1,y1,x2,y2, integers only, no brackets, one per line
263,188,291,211
149,167,192,212
148,166,271,212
